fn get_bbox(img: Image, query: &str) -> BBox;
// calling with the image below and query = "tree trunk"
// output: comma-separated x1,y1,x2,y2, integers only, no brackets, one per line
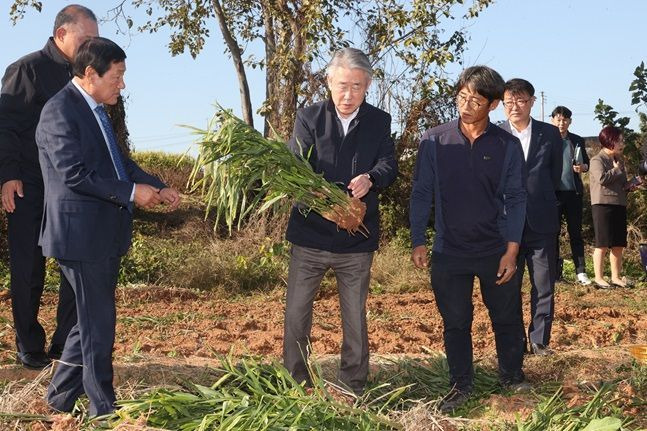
270,0,304,139
212,0,254,127
261,3,276,138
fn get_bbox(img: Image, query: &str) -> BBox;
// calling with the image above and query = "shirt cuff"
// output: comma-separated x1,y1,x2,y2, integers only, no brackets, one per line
130,184,136,202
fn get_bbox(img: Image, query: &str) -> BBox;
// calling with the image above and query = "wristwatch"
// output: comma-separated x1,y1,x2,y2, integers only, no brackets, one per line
363,172,375,185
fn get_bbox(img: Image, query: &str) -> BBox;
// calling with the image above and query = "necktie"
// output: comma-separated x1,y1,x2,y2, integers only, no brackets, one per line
95,105,129,181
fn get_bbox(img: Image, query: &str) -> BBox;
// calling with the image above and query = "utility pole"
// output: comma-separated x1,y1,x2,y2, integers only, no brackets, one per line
540,91,545,122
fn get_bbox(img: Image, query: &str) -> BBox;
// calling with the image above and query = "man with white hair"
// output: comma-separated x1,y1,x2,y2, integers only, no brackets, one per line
283,47,398,395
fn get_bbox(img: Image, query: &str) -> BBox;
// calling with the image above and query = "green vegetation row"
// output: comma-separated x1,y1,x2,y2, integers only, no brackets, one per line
82,356,643,430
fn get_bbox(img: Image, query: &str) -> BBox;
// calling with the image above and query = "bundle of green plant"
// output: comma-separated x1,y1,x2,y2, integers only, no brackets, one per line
105,355,402,430
516,384,633,431
364,356,500,412
188,108,367,235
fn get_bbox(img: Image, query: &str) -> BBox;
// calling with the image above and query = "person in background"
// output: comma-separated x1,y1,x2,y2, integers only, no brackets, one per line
0,4,98,370
550,106,591,285
282,47,398,397
410,66,528,412
499,79,562,357
588,126,636,289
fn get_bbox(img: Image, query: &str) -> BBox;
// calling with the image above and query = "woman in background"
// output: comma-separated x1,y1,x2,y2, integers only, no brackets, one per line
588,126,634,288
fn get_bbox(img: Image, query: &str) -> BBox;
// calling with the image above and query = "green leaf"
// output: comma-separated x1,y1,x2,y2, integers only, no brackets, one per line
580,417,622,431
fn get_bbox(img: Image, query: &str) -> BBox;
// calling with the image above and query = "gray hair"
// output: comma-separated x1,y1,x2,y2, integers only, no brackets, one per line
326,48,373,80
53,4,97,37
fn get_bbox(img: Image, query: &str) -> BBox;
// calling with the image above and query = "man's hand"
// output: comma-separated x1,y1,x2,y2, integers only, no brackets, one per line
496,243,519,285
573,163,587,173
134,184,162,209
1,180,24,213
411,245,428,269
348,173,372,199
159,187,181,210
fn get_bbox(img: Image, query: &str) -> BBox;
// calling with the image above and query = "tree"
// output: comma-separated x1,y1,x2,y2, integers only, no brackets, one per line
594,61,647,169
10,1,493,139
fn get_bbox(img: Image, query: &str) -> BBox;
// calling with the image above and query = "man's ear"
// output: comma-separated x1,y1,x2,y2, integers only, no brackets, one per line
488,99,500,112
84,66,97,83
54,26,67,43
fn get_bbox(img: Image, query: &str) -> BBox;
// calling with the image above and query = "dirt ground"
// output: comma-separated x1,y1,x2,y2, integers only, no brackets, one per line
2,280,643,362
0,280,645,429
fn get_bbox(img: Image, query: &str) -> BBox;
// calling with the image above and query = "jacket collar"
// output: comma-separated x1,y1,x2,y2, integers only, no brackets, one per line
598,149,614,161
455,118,497,141
66,82,107,146
42,37,72,67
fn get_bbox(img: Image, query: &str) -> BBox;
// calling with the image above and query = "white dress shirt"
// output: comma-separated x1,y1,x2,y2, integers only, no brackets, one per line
336,107,359,136
72,79,135,201
509,118,532,160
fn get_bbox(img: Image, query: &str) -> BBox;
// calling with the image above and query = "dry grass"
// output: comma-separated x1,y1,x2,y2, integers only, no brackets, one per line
0,366,52,414
396,401,481,431
371,242,428,294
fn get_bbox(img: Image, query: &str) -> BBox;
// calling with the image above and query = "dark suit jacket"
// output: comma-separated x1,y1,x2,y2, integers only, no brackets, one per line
565,131,590,195
285,99,398,253
35,82,165,262
500,119,562,235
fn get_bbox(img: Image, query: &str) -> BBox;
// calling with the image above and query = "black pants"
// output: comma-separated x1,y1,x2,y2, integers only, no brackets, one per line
556,191,586,274
7,181,76,353
431,252,525,391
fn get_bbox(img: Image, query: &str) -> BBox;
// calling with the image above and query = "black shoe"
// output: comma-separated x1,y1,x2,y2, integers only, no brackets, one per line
439,388,472,413
17,351,52,370
48,344,65,360
531,343,554,356
501,375,532,393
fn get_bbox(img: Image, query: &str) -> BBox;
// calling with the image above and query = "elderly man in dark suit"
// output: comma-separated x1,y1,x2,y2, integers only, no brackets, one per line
36,37,180,416
283,47,398,396
500,79,562,357
0,4,98,369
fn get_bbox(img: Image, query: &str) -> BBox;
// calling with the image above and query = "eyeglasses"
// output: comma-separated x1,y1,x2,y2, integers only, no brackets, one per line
503,99,531,109
456,94,485,110
334,83,365,94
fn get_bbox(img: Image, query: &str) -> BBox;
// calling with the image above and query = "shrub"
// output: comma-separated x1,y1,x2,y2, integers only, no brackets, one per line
131,151,196,193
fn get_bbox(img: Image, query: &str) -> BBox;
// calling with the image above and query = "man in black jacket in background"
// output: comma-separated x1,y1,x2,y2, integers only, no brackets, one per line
551,106,591,285
283,47,398,396
0,4,98,369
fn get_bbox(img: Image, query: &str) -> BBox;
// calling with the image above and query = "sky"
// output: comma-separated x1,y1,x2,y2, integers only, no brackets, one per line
0,0,645,155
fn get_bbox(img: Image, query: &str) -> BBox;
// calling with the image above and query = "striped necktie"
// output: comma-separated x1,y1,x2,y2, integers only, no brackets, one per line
95,105,129,181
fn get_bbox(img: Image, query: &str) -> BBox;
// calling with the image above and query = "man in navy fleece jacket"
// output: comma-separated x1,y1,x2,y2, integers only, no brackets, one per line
409,65,528,412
